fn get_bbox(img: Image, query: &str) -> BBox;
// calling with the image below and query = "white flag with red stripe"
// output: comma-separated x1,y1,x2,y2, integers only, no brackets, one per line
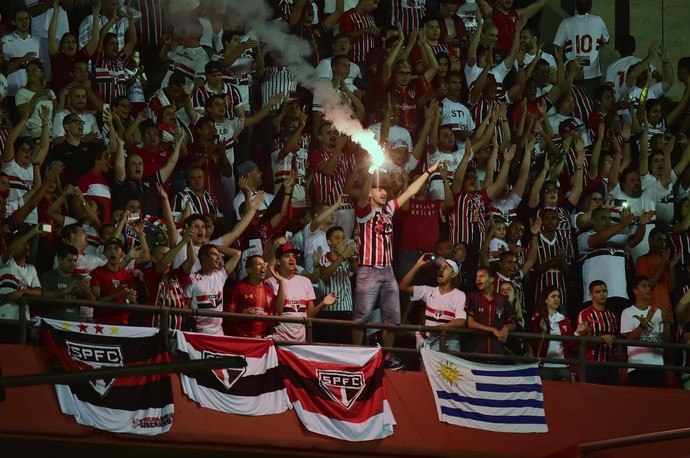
175,331,290,416
276,345,395,441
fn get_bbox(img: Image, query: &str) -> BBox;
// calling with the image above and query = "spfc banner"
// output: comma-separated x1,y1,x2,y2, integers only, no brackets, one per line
175,331,290,416
276,345,395,441
40,318,174,435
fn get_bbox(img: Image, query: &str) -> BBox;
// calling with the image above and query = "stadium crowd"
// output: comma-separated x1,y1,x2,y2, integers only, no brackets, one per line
0,0,689,388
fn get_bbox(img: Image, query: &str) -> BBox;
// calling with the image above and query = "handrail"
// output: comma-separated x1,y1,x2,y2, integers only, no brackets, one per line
5,296,690,380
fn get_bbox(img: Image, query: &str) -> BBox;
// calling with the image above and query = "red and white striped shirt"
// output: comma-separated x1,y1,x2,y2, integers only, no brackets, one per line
340,9,377,63
390,0,427,35
91,51,131,104
308,148,356,208
125,0,166,46
172,189,218,221
577,305,618,362
534,232,573,303
447,189,490,247
192,82,243,120
356,200,399,267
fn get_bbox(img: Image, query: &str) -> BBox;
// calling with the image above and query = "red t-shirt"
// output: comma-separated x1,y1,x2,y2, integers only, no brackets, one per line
400,199,441,252
128,144,171,179
227,280,276,338
90,265,137,325
492,8,520,54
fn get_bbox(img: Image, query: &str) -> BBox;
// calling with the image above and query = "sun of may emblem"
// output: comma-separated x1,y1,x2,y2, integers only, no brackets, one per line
437,360,462,386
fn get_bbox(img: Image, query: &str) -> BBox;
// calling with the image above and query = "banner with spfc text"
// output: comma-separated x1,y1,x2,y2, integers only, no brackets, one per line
276,345,395,442
41,318,174,435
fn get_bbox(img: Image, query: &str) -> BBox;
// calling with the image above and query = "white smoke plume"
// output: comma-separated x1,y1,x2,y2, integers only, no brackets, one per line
222,0,385,166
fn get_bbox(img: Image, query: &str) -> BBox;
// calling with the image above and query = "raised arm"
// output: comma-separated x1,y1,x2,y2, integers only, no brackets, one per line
158,131,183,183
398,253,427,295
218,191,266,246
485,145,516,200
397,159,441,207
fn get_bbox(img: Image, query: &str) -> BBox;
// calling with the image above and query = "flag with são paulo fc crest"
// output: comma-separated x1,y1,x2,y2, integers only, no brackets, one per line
175,331,290,415
40,318,174,435
276,345,395,441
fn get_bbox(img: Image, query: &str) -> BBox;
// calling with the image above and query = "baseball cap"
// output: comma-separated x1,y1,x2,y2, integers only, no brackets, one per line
103,238,125,251
435,256,459,274
236,160,259,178
276,242,300,258
559,118,583,136
389,138,410,150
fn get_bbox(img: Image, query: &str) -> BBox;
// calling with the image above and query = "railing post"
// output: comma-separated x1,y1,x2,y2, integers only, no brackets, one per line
160,307,170,351
439,328,447,352
305,318,313,343
578,338,587,382
18,298,27,345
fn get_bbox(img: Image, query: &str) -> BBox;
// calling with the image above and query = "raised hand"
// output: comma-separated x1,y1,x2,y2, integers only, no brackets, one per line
250,190,266,209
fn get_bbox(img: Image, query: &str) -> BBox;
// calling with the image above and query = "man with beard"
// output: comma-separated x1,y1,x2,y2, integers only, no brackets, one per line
608,142,673,262
46,112,90,185
53,85,102,144
399,253,467,353
227,255,284,338
184,243,241,335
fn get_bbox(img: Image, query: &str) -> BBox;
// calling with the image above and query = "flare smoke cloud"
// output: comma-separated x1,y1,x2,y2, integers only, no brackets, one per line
223,0,385,164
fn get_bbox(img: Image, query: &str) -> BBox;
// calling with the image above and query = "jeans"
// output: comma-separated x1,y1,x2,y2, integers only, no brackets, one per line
353,266,400,324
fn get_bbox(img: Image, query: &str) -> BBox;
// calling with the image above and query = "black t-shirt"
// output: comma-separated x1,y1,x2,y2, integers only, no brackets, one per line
112,172,162,217
47,141,90,185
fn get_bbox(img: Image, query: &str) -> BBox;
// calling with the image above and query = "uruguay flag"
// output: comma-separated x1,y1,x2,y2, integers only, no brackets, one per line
421,348,548,433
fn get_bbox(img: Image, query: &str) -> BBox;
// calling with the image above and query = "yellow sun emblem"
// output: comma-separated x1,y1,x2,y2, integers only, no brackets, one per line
437,360,462,386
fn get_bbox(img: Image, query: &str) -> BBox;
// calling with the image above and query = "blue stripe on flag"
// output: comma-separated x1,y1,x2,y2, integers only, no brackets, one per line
475,383,542,393
471,367,540,378
441,406,547,425
437,391,544,409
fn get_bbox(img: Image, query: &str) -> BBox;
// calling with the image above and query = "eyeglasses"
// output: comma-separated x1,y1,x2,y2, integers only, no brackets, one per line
543,188,558,193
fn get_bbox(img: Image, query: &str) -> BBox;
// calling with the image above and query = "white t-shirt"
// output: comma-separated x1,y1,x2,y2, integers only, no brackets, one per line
25,0,70,40
0,257,40,320
184,268,228,335
608,180,671,262
267,274,316,342
315,57,361,92
578,231,630,300
411,285,467,329
620,304,664,371
161,45,210,88
2,32,41,96
553,13,610,79
15,87,56,138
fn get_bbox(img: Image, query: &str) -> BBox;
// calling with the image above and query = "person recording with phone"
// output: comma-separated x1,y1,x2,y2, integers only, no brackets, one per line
399,252,467,359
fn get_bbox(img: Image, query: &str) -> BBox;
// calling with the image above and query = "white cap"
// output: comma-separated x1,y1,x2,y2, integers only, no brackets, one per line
435,256,459,274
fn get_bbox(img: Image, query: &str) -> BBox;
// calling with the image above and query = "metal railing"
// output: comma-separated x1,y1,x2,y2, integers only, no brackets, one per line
1,296,688,385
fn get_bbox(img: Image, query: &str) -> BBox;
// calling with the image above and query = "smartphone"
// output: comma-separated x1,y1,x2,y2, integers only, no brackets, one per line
103,103,110,113
423,253,436,262
40,223,51,233
127,212,141,223
613,199,628,208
